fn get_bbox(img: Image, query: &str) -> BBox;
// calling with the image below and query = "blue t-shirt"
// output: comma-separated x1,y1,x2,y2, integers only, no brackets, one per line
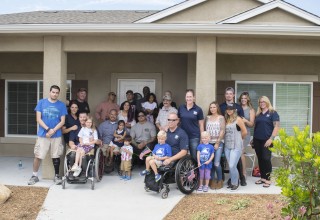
197,143,215,170
166,127,189,156
254,110,280,140
152,143,172,158
178,103,204,139
35,98,68,138
220,102,244,118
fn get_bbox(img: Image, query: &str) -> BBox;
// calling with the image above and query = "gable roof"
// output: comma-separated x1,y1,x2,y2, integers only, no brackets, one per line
135,0,271,23
0,10,157,24
217,0,320,25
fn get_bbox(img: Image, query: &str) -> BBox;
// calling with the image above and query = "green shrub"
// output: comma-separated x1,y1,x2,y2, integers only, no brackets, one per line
271,126,320,219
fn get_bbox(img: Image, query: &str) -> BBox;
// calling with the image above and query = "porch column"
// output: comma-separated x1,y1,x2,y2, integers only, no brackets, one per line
196,37,217,113
42,36,67,179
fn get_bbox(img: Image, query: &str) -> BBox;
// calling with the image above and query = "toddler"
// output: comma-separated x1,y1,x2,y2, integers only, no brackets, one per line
108,120,127,164
120,135,133,180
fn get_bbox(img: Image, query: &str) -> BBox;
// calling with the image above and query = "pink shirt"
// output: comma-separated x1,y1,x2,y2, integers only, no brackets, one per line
95,101,120,121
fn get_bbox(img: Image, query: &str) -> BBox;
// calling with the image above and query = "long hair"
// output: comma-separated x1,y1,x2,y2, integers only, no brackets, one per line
207,101,222,116
225,109,238,124
68,101,79,115
86,116,96,131
238,92,253,109
120,101,134,122
256,96,275,116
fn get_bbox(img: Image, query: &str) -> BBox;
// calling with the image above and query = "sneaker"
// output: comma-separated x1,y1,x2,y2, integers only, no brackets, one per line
73,167,82,177
155,174,161,182
28,176,39,185
240,176,247,186
120,175,126,180
197,185,203,191
139,170,150,176
230,184,239,191
54,175,62,185
125,176,131,181
203,186,209,192
71,164,78,172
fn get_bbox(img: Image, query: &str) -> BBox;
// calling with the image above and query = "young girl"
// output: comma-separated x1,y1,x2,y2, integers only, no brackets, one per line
142,93,157,124
71,116,98,177
139,130,172,182
197,131,215,192
120,135,133,180
108,120,127,164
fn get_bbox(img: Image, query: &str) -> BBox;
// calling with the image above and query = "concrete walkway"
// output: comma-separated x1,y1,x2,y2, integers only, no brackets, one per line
0,156,281,220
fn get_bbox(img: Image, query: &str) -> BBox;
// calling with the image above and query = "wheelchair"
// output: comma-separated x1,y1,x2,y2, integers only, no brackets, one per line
143,155,199,199
61,145,105,190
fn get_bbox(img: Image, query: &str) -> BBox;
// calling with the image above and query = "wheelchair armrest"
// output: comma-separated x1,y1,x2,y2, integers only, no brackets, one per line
158,162,175,172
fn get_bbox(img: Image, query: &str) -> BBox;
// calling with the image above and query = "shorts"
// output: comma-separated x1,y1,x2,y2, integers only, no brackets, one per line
154,159,163,168
34,137,64,160
109,141,120,153
121,160,132,172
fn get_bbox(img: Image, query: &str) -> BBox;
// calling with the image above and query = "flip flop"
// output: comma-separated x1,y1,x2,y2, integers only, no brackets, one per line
255,179,265,185
263,182,271,188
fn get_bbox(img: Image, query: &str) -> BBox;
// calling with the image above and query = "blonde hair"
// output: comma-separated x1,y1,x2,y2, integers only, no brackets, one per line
157,130,167,138
256,96,275,116
201,131,210,138
86,116,96,131
225,109,238,124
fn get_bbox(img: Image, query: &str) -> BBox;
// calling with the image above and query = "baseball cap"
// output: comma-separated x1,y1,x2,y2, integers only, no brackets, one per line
163,95,172,101
126,90,133,95
108,92,116,96
226,103,236,110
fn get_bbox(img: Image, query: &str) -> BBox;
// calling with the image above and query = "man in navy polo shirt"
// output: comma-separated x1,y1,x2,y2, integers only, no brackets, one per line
220,87,247,186
163,113,189,165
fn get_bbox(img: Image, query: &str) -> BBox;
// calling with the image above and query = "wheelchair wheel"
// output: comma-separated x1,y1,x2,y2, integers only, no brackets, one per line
95,147,104,182
62,177,66,189
64,155,68,175
161,191,168,199
91,179,95,190
175,155,199,195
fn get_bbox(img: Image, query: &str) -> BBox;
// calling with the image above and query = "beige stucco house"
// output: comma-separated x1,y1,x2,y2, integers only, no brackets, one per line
1,0,320,176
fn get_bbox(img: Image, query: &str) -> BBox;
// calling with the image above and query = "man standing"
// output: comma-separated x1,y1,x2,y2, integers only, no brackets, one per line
219,87,246,186
155,95,177,132
163,113,189,165
69,88,90,114
28,85,68,185
95,91,120,123
136,86,150,112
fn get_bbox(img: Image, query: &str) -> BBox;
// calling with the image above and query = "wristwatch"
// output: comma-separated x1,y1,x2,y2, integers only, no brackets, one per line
46,128,50,132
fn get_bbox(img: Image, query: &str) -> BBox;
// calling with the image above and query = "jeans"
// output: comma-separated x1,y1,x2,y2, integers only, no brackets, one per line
224,147,242,185
189,138,200,161
210,142,223,181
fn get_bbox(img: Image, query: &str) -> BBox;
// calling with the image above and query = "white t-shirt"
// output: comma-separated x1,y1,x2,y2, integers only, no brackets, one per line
78,127,98,147
142,102,157,111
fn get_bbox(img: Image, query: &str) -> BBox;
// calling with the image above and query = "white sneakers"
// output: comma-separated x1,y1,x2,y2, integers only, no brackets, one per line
71,164,82,177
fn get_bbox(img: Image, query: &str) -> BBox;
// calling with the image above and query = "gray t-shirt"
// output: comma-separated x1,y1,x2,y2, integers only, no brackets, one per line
130,121,156,143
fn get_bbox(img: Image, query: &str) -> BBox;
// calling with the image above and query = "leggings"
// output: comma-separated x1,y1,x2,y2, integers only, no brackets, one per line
199,168,211,180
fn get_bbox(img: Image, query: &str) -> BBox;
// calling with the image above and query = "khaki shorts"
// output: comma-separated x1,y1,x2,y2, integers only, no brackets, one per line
121,160,132,172
34,137,64,160
154,159,164,168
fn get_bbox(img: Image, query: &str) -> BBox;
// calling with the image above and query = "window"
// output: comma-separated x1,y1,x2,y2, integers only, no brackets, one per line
6,80,71,136
236,82,312,135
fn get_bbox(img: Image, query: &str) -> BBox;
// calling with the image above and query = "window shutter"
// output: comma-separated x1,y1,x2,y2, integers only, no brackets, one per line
0,80,4,137
313,82,320,132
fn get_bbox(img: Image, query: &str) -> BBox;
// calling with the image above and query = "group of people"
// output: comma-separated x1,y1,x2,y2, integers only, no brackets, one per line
27,84,280,193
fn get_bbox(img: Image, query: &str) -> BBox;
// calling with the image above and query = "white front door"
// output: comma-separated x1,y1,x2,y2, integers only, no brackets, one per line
117,79,156,105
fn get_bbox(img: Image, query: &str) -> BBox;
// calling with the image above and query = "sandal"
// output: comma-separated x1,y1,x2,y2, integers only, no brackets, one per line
197,185,203,191
255,179,265,185
263,181,271,188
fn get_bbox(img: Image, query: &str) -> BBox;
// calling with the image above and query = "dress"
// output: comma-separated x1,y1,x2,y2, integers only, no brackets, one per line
77,127,98,153
112,129,125,147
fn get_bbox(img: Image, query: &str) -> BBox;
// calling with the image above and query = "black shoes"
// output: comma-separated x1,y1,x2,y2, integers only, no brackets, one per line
240,176,247,186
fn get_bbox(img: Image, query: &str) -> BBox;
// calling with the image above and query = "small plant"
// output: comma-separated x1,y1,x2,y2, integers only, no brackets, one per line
230,199,250,211
271,126,320,219
216,198,229,205
191,211,210,220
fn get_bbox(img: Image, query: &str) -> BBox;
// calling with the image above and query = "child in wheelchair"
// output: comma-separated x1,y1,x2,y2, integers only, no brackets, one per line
139,130,172,182
197,131,215,192
71,116,98,177
120,135,133,180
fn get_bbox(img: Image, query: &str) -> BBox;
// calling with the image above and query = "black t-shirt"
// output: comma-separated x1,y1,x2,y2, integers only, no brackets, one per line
70,99,90,114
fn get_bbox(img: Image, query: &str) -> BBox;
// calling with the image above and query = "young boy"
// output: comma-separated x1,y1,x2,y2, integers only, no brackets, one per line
139,130,172,182
197,131,215,192
120,135,133,181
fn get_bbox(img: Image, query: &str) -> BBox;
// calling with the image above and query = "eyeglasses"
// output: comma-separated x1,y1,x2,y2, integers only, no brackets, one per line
168,119,178,122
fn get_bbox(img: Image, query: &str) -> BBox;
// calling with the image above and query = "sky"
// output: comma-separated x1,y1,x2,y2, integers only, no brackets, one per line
0,0,319,16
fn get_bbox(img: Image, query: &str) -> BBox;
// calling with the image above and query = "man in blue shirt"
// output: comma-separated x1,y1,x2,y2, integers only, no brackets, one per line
28,85,68,185
164,113,189,165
